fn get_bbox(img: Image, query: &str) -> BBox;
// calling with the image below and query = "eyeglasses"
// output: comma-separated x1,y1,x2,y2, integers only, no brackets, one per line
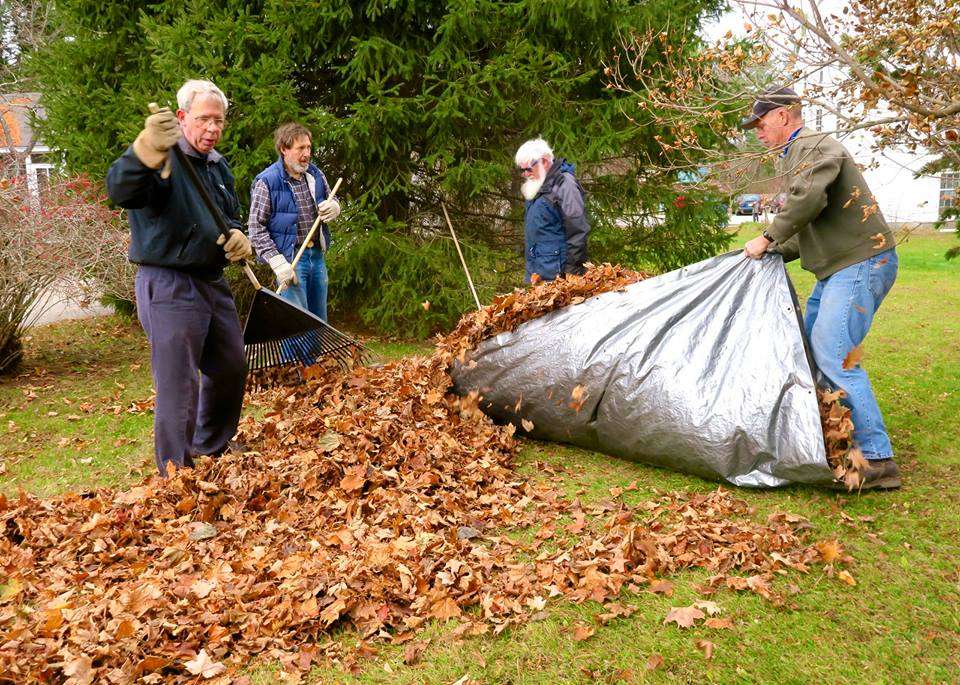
519,159,541,174
193,114,226,130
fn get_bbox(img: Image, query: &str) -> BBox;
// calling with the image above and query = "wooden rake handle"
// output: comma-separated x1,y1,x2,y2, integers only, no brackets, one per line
278,176,342,294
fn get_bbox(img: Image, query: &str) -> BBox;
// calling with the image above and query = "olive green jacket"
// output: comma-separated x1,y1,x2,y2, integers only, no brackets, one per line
766,127,895,279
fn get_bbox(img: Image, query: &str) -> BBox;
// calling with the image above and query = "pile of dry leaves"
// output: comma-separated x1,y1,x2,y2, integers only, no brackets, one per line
1,264,853,683
435,263,648,365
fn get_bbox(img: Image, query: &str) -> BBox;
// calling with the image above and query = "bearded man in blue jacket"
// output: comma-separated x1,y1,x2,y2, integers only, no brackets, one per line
514,138,590,283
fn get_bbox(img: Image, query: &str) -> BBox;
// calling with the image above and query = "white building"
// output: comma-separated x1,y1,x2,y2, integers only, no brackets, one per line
807,103,951,226
0,92,57,204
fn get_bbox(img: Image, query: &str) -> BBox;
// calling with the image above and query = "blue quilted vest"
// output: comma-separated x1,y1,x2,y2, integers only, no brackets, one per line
254,158,330,262
523,160,576,282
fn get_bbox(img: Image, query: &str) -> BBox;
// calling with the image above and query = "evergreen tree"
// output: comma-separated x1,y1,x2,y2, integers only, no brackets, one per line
28,0,734,335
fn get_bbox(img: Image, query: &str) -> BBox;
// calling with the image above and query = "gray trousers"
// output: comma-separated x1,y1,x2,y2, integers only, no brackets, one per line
135,266,246,474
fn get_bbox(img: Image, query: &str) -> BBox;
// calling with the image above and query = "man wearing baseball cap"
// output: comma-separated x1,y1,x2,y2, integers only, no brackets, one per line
741,86,900,490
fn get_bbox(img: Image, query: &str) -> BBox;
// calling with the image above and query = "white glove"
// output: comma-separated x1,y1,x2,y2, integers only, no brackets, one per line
316,197,341,223
216,229,252,263
268,253,299,288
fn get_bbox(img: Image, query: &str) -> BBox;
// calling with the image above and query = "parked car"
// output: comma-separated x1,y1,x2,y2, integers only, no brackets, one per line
736,193,761,215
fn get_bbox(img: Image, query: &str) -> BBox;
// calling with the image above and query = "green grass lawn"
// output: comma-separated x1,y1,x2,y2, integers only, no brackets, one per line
2,232,959,683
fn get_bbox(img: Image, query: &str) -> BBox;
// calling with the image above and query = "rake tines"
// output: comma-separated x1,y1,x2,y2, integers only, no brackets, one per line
245,326,370,372
242,286,370,376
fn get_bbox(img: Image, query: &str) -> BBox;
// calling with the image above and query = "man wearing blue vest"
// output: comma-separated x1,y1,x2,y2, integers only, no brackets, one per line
249,122,341,321
514,138,590,283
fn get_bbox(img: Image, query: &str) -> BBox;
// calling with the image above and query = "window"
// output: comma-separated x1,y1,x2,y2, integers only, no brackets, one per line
940,172,959,217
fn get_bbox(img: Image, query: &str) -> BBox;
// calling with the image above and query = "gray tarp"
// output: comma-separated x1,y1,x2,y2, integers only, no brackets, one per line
452,252,834,487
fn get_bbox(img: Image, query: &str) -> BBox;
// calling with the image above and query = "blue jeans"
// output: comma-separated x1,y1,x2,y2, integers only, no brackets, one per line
280,246,328,322
804,249,898,460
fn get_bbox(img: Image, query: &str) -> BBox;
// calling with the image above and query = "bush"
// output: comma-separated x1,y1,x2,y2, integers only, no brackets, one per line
0,175,129,374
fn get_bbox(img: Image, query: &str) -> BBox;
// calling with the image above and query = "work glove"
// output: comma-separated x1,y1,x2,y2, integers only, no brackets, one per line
132,107,181,169
267,253,299,288
216,229,253,263
316,197,341,223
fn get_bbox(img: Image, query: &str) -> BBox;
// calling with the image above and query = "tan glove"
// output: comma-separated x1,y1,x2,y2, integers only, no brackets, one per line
216,229,253,263
316,197,341,223
132,107,181,169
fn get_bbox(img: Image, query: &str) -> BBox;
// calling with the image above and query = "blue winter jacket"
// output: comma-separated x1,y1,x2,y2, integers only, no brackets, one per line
253,158,330,263
523,158,589,282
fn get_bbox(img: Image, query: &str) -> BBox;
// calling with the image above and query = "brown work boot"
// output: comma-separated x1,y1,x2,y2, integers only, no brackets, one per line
859,459,901,490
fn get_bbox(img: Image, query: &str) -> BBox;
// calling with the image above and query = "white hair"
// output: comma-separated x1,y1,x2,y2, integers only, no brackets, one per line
176,79,229,113
515,138,553,166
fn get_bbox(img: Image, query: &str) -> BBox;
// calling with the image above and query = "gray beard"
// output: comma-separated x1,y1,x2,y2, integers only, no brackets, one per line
289,161,309,175
521,177,544,201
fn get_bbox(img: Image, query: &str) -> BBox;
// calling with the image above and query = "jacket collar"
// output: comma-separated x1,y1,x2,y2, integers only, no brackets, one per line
178,137,222,164
534,157,568,200
779,126,805,158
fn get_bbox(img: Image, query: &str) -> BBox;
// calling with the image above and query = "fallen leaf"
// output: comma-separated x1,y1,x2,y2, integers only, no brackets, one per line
645,654,664,671
456,525,481,541
340,465,366,491
190,579,216,599
663,605,705,629
430,596,462,621
694,600,722,616
63,655,94,685
704,617,734,629
188,522,218,542
837,570,857,586
569,385,588,411
403,640,429,665
184,649,226,678
648,579,674,596
521,419,534,432
572,623,596,641
316,432,341,452
527,596,547,611
842,345,863,369
696,639,715,660
0,578,23,602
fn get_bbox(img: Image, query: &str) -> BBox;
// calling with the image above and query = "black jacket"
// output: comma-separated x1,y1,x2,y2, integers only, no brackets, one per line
106,138,242,280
